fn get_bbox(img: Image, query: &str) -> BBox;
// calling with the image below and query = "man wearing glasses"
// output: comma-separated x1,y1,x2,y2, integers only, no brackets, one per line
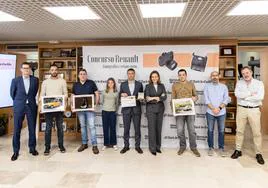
10,62,39,161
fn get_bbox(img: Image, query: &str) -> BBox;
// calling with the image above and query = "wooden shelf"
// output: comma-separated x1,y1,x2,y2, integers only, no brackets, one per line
226,119,236,123
219,55,236,58
40,57,76,60
219,68,236,70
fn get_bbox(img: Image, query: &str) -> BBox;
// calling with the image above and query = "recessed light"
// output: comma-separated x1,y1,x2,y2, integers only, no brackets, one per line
138,3,187,18
227,1,268,16
43,6,100,20
0,11,24,22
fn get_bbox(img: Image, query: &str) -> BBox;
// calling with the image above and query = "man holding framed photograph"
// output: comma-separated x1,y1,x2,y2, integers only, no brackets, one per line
171,69,200,157
204,71,229,157
119,68,143,154
40,64,68,155
231,66,265,165
72,69,100,154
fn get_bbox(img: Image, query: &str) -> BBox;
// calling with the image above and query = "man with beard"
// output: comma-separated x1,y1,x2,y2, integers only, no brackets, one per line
40,64,68,155
231,66,265,165
204,71,229,157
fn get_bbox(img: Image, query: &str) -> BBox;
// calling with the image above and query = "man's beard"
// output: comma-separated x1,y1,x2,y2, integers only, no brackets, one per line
51,73,58,77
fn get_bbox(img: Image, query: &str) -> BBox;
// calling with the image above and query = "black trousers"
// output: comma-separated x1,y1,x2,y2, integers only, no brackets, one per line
147,111,164,152
44,112,64,149
122,110,141,148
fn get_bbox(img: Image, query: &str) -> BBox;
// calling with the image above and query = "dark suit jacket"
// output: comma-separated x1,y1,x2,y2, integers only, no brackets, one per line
10,76,39,114
119,80,143,114
145,83,167,113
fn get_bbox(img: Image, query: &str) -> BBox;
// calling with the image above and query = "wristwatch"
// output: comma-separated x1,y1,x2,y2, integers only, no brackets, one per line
219,106,222,110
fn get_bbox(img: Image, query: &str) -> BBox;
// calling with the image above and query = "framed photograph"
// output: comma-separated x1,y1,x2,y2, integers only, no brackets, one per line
224,70,235,77
226,80,235,92
53,61,64,68
121,96,136,108
40,122,46,131
72,94,94,112
226,112,235,120
43,62,51,68
41,51,52,58
172,98,195,116
41,95,65,113
221,48,233,55
67,61,75,69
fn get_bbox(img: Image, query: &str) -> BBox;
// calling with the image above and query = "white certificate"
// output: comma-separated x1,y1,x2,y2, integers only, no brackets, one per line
121,96,136,107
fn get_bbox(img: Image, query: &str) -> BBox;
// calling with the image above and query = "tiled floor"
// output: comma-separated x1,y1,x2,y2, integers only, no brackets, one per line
0,129,268,188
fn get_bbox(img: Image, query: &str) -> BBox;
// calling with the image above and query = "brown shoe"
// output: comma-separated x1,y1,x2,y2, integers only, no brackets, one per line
92,146,99,154
78,144,88,152
177,148,186,155
191,148,201,157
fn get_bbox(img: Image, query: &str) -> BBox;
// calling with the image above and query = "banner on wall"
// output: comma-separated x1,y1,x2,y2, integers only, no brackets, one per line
83,45,219,148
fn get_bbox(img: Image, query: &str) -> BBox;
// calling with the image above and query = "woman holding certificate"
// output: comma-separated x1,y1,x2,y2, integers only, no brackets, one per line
145,71,167,156
102,78,118,151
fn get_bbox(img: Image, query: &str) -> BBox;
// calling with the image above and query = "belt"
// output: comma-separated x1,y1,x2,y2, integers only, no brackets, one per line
238,105,259,108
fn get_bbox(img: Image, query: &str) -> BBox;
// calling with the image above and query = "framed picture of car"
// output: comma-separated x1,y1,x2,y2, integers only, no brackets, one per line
72,94,94,112
41,95,65,113
172,98,196,116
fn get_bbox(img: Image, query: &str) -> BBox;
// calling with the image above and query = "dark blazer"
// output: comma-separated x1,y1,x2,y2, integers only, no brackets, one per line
119,80,143,114
145,83,167,113
10,76,39,114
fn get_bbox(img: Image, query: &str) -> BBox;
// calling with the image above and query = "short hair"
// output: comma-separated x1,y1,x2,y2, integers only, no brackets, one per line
178,69,187,75
50,63,58,69
210,71,219,76
241,66,252,72
127,68,135,73
21,62,30,68
78,68,87,74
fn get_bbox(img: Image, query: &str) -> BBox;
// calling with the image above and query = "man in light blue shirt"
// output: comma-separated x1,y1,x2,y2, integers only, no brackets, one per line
204,71,229,157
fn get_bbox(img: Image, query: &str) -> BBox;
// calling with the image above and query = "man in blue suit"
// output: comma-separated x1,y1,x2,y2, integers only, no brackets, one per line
119,68,143,154
10,62,39,161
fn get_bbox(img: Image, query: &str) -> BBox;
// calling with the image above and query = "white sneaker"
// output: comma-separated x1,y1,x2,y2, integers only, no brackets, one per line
113,145,118,151
208,148,214,156
219,149,227,157
102,146,107,151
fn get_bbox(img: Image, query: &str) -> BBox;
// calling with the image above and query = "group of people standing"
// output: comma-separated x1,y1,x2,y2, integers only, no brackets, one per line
10,62,265,165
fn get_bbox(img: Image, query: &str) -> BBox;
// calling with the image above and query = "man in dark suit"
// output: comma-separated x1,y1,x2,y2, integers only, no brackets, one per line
10,62,39,161
119,68,143,154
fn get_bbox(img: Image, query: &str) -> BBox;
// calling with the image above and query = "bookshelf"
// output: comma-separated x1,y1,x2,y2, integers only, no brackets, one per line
219,45,237,136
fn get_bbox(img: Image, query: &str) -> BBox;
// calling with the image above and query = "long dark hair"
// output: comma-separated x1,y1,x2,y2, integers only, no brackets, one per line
105,77,117,93
149,70,161,84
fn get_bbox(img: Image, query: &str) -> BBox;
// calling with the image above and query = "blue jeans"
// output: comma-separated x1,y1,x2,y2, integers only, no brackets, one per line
77,111,97,146
206,113,225,149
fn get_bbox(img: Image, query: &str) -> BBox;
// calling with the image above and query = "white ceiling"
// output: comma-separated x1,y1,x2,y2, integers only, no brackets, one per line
0,0,268,42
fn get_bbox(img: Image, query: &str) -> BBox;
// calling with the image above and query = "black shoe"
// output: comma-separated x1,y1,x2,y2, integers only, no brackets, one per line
11,153,19,161
135,147,143,154
256,154,265,165
59,146,66,153
29,150,39,156
78,144,88,152
231,150,242,159
44,148,50,156
120,147,130,154
156,149,162,153
92,146,99,154
150,151,157,156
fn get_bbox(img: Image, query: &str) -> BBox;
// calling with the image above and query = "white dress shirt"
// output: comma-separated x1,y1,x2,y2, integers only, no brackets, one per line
153,84,158,92
23,76,30,103
235,78,264,107
128,80,135,95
